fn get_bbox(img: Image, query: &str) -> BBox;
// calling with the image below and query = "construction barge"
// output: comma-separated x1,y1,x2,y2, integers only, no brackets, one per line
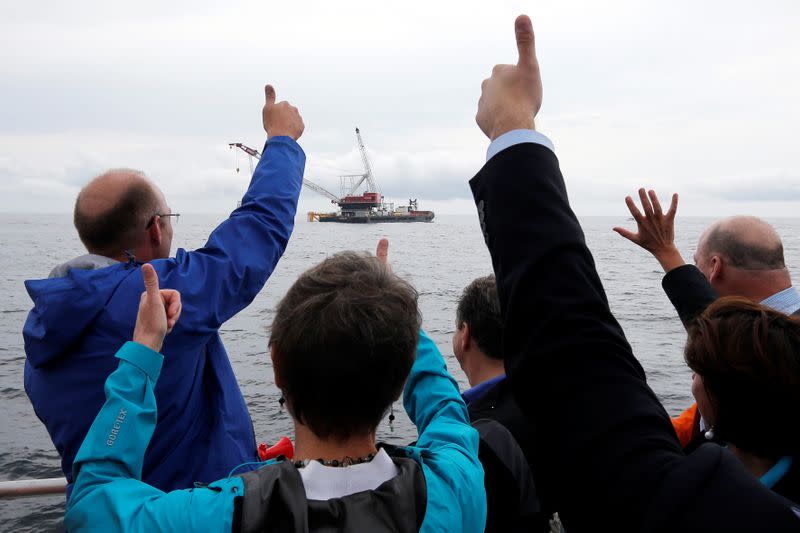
231,128,434,224
313,210,435,223
309,195,434,223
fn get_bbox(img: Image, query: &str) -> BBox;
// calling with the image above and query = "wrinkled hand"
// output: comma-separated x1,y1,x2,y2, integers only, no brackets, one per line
476,15,542,140
613,188,686,272
376,238,389,268
262,84,304,140
133,264,182,353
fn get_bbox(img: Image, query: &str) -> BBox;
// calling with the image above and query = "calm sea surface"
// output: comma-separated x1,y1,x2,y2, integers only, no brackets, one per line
2,213,800,531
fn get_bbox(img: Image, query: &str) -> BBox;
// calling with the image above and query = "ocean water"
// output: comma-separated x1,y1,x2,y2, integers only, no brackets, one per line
2,213,800,531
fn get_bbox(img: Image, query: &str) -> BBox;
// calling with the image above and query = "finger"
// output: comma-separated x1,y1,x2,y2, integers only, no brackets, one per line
265,84,276,107
163,290,181,315
624,196,644,222
142,264,160,300
164,291,181,332
613,226,639,243
376,238,389,265
515,14,537,70
666,193,679,220
638,188,655,218
648,190,663,217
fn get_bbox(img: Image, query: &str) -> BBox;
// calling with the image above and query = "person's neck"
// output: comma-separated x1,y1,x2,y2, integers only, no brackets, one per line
465,354,506,389
293,423,378,462
728,444,778,479
723,270,791,302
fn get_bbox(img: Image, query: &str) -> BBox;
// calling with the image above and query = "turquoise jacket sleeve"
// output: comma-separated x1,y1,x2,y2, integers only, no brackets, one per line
65,342,242,532
404,331,486,533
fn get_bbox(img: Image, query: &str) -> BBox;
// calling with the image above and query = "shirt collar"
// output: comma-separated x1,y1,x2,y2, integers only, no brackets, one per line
462,374,506,405
760,286,800,316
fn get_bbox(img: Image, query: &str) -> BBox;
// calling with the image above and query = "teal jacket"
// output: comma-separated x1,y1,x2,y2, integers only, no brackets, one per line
65,331,485,532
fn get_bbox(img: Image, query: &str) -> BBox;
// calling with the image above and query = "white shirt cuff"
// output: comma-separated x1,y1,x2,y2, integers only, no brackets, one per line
486,129,555,161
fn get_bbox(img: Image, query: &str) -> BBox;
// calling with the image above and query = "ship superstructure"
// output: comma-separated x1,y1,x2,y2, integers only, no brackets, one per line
230,128,434,223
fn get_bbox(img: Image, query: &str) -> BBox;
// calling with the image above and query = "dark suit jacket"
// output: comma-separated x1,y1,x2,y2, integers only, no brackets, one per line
469,142,800,532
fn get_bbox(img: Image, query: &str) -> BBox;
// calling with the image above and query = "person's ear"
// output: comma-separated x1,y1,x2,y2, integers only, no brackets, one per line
148,215,162,247
709,255,723,283
270,344,284,389
461,322,472,352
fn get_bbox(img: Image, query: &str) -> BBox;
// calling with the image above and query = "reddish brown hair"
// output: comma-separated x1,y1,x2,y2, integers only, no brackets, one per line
685,296,800,458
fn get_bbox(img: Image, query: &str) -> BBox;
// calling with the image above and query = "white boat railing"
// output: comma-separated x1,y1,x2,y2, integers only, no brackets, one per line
0,478,66,498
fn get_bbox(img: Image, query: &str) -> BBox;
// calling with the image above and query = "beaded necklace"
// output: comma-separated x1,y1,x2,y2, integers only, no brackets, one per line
293,452,377,468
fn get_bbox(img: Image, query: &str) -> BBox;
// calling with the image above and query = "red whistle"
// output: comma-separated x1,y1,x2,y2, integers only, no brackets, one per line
258,436,294,461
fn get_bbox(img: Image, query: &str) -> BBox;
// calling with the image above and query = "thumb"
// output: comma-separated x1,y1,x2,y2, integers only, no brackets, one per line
612,227,638,243
515,14,537,69
376,238,389,265
142,263,160,299
265,84,276,107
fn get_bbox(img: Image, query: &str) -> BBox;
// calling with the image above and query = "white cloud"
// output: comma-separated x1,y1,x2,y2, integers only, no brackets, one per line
1,0,799,215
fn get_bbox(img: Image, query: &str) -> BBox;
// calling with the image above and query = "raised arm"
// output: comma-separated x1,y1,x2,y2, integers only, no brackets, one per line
402,330,485,533
472,15,683,530
66,265,240,532
151,85,306,332
369,239,483,532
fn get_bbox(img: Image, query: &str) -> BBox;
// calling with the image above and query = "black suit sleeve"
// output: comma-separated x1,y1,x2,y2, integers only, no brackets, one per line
469,142,800,532
661,264,719,327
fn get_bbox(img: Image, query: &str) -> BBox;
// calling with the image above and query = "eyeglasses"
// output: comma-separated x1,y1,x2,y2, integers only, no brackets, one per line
146,212,180,229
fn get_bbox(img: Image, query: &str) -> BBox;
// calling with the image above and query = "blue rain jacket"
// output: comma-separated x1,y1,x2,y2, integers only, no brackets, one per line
23,137,305,493
64,331,486,532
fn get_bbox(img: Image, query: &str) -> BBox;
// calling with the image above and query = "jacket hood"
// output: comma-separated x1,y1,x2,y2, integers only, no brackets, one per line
24,254,129,368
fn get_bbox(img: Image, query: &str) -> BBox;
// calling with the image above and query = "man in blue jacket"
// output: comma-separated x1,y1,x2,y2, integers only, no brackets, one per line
23,84,306,493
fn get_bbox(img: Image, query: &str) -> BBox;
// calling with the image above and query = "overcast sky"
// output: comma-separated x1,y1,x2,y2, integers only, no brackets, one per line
1,0,798,216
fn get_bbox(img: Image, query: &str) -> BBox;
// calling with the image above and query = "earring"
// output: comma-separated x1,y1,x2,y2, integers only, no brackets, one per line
704,427,715,440
388,404,395,432
278,395,285,411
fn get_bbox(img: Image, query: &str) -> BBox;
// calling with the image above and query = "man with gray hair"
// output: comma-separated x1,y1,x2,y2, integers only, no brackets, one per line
23,84,306,494
614,188,800,447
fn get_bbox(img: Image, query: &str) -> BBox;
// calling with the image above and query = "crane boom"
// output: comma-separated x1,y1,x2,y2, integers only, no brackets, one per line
229,142,261,158
302,180,339,202
229,142,340,202
345,128,379,196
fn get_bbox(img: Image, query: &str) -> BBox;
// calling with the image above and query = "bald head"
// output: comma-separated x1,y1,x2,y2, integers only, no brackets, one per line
698,216,785,271
74,169,163,257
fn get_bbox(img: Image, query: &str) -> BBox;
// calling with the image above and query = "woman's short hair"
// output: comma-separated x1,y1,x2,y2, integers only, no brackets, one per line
685,296,800,458
269,251,421,441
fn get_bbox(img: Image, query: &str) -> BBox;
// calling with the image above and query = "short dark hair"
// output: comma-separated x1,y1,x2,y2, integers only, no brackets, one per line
269,251,421,441
685,297,800,458
456,275,503,360
703,224,785,270
74,174,159,257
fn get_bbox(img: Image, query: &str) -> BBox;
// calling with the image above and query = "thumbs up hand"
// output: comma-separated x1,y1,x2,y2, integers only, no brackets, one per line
133,264,182,353
476,15,543,141
262,84,305,140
